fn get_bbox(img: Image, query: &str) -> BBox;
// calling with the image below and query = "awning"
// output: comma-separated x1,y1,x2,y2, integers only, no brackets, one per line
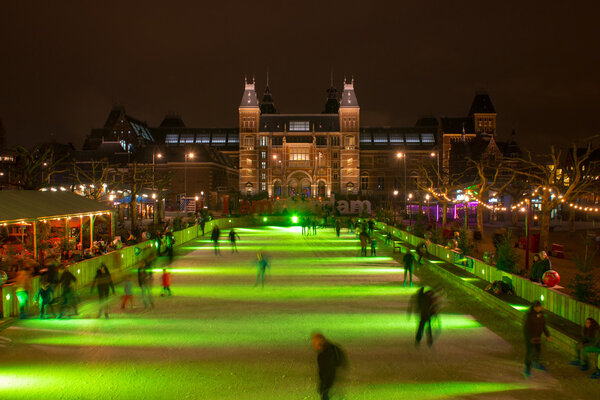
0,191,113,224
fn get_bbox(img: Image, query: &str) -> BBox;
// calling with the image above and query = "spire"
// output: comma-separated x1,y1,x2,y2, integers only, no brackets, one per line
461,123,466,142
340,76,359,108
323,72,339,113
240,77,258,108
260,72,276,114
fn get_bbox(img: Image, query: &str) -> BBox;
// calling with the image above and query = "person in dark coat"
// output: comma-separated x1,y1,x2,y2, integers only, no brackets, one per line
403,250,416,287
34,281,54,319
523,301,551,377
359,231,369,257
335,220,341,238
199,219,206,236
416,241,428,265
409,287,441,347
367,219,374,235
228,229,240,253
211,226,221,255
312,333,346,400
570,318,600,371
91,264,115,319
165,231,175,262
58,266,78,318
529,254,542,282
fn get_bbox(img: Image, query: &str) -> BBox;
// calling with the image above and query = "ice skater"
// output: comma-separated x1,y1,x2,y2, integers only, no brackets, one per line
311,332,347,400
58,265,78,318
34,281,54,319
359,230,369,257
90,263,115,319
523,300,551,378
211,225,221,255
254,251,270,287
228,229,240,253
166,231,175,262
121,275,135,310
335,220,341,238
370,237,377,256
161,268,172,296
409,287,442,348
403,250,416,287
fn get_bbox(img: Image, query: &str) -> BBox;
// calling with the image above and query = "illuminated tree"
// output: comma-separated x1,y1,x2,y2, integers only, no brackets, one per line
72,159,120,200
416,163,464,229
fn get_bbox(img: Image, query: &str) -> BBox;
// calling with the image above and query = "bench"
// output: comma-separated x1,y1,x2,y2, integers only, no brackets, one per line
550,243,565,259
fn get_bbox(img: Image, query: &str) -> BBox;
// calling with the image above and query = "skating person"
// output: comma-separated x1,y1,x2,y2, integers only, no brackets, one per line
403,250,416,287
311,333,347,400
138,264,153,309
348,219,354,234
34,281,54,319
91,264,115,319
416,241,428,265
312,219,317,235
228,229,240,253
161,268,172,296
370,237,377,256
165,231,175,262
523,301,551,378
15,268,31,319
121,276,135,310
335,220,341,238
409,287,441,348
569,318,600,371
57,265,78,318
368,219,374,235
385,231,392,245
200,218,206,236
254,251,270,288
359,231,369,257
211,225,221,255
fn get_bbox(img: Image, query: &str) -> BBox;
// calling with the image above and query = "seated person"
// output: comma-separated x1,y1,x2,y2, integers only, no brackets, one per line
484,280,514,296
570,318,600,372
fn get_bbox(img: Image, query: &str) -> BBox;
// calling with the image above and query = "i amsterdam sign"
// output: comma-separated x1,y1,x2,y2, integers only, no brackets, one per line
237,194,371,216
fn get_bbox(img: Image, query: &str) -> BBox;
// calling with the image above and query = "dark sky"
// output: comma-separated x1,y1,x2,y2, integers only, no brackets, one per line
1,1,599,151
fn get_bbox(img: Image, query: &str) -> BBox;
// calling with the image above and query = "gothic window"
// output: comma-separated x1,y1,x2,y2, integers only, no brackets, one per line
261,151,267,159
261,161,267,169
244,136,254,147
361,175,369,190
259,136,269,146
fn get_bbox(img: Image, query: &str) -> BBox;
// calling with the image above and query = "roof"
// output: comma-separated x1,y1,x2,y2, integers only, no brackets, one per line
240,80,259,108
152,127,239,149
260,86,276,114
159,114,186,128
468,92,496,115
340,80,359,108
135,144,237,169
259,114,339,132
359,127,437,148
440,117,475,134
0,191,112,223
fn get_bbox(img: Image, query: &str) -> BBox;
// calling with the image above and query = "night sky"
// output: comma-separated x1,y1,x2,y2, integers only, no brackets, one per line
1,1,599,150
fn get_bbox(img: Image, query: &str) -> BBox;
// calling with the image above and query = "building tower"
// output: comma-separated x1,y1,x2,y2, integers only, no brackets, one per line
339,78,360,194
238,78,260,195
469,91,497,135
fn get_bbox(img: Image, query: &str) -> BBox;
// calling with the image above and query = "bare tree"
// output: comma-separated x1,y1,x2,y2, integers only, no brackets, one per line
120,162,154,232
467,159,514,233
510,144,593,251
72,159,120,200
11,145,69,189
416,164,464,228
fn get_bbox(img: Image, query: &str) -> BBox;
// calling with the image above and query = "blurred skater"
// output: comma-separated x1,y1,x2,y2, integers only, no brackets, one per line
409,287,442,348
311,333,347,400
91,263,115,319
335,220,341,238
229,229,240,253
34,281,54,319
254,251,270,287
523,301,551,378
165,231,175,262
161,268,172,296
15,268,32,319
403,250,416,287
58,265,78,318
370,237,377,256
211,225,221,255
121,275,135,310
359,231,369,257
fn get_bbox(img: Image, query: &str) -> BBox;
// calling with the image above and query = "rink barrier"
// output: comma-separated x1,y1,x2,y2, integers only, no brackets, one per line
375,221,600,329
0,215,272,319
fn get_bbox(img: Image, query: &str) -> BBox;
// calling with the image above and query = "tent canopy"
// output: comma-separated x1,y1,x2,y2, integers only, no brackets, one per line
0,191,113,224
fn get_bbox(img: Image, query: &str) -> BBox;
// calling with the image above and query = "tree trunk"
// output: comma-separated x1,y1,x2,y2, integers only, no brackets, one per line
511,210,519,226
569,207,575,232
442,202,448,229
477,203,484,233
130,199,138,232
539,200,552,252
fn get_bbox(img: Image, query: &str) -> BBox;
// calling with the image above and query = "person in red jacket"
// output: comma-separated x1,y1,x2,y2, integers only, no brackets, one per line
523,301,551,377
161,268,172,296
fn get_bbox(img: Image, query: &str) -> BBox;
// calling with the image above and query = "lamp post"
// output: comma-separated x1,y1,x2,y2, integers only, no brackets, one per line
430,152,439,188
185,152,194,198
408,193,413,226
393,190,399,224
396,152,406,213
152,152,162,191
464,194,470,230
425,193,431,225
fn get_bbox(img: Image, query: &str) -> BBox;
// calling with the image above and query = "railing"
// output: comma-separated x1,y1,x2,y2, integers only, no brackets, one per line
375,221,600,327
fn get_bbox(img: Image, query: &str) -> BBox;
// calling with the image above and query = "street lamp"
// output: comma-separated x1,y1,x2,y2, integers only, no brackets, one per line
464,194,470,230
408,193,413,226
393,190,399,224
396,152,407,214
185,152,195,198
430,152,439,188
425,194,431,225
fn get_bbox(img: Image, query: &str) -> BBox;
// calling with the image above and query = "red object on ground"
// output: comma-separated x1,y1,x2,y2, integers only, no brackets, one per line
542,270,560,287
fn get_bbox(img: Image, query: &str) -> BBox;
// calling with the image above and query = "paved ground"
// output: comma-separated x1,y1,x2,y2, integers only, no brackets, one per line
0,226,597,399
